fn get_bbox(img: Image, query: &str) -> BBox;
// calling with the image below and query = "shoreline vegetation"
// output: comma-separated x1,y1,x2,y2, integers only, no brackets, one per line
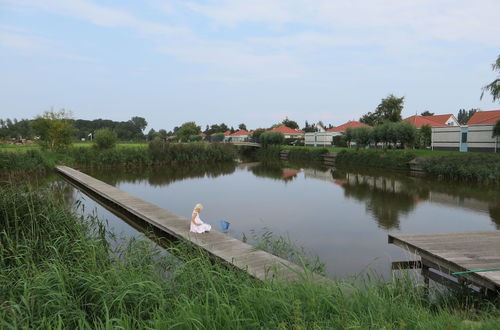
1,141,499,183
2,184,500,328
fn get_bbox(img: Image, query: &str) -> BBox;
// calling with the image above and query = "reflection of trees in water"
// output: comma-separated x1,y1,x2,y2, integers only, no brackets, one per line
332,166,500,230
85,162,236,187
490,206,500,230
249,163,297,182
340,177,416,230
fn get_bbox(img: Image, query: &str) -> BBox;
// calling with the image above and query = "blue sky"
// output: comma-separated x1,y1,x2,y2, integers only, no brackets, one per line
1,0,499,131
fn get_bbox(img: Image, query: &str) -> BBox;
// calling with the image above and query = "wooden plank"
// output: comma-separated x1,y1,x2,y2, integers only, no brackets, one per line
389,231,500,291
55,165,323,282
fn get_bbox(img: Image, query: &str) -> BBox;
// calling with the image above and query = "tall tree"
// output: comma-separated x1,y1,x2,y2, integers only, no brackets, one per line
457,108,478,125
281,117,299,129
420,111,434,116
129,116,148,132
360,94,404,126
375,94,404,123
481,55,500,102
238,123,247,131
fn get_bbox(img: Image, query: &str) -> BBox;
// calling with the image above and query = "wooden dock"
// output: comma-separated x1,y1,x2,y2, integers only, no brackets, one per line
56,165,319,282
389,231,500,293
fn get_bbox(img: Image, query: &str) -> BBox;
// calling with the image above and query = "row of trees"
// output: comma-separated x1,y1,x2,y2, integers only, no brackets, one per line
345,121,430,149
0,114,149,142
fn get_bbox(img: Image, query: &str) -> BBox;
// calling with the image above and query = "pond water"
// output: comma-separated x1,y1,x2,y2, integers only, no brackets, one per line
53,161,500,279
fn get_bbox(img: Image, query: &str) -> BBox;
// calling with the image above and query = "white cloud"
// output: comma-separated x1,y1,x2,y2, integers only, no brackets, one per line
0,25,94,61
185,0,500,45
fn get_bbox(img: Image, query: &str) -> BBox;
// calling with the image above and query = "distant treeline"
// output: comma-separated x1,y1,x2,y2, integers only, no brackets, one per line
0,116,148,141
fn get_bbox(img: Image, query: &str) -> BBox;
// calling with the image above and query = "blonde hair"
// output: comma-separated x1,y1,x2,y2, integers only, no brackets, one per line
193,203,203,212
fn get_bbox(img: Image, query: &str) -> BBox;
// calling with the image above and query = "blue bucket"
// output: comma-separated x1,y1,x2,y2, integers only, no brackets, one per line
219,220,230,231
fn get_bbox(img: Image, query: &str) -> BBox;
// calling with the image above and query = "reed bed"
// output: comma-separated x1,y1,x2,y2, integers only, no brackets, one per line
0,143,237,174
421,153,500,183
1,184,499,328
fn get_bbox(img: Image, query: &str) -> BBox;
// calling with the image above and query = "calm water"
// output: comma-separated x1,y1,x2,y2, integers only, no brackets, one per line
54,162,500,279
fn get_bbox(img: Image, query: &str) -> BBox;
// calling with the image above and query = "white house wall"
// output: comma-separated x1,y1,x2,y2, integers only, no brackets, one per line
468,125,498,152
304,132,332,146
431,126,460,151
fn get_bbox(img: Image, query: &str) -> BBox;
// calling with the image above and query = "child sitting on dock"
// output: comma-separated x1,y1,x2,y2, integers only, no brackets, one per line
190,203,211,233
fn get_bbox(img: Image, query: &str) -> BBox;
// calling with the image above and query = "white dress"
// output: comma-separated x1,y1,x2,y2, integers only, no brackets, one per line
190,211,211,233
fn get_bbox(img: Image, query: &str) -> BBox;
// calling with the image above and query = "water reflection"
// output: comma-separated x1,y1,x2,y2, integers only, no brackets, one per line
303,166,500,230
49,161,500,278
85,162,236,186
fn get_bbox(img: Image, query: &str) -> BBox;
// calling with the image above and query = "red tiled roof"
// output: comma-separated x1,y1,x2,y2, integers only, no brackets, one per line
230,129,250,136
199,132,207,137
403,114,455,128
269,125,304,135
467,110,500,125
210,131,232,136
326,121,369,132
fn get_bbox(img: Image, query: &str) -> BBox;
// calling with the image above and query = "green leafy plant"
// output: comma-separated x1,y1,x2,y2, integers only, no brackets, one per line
93,128,118,149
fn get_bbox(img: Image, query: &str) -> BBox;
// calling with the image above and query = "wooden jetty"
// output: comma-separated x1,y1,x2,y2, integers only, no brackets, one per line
56,165,320,282
389,231,500,293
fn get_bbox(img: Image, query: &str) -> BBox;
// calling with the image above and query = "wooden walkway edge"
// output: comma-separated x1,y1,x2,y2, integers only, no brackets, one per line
389,231,500,292
56,165,324,282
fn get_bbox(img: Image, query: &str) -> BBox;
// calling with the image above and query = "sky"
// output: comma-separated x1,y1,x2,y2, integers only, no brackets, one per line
1,0,499,131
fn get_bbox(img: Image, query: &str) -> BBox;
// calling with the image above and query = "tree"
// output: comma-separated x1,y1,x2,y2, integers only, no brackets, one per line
130,116,148,132
281,117,299,129
147,128,158,141
176,122,201,142
420,124,432,148
457,108,478,125
421,111,434,116
158,129,167,140
238,123,247,131
93,128,117,149
493,120,500,138
397,122,418,148
31,109,75,151
360,94,404,126
481,55,500,102
376,94,404,123
351,126,371,148
250,129,265,142
302,121,318,133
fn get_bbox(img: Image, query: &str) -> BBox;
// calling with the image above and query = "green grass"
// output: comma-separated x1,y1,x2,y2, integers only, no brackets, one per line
1,184,500,328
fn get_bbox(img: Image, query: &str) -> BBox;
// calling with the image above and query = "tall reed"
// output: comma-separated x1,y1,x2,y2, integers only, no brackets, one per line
1,185,499,328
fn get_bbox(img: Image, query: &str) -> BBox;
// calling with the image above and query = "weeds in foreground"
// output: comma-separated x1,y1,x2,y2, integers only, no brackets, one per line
1,184,499,328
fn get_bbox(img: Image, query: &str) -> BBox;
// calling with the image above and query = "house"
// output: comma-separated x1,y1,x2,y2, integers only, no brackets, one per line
268,126,304,139
404,114,459,128
326,121,369,136
305,121,369,147
431,110,500,152
229,129,250,142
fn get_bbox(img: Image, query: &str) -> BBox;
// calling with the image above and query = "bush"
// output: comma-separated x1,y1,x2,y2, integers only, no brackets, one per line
93,128,118,149
260,132,285,147
332,135,347,147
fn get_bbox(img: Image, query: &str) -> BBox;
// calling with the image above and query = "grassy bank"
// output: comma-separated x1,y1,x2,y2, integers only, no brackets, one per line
1,185,500,328
0,142,236,174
